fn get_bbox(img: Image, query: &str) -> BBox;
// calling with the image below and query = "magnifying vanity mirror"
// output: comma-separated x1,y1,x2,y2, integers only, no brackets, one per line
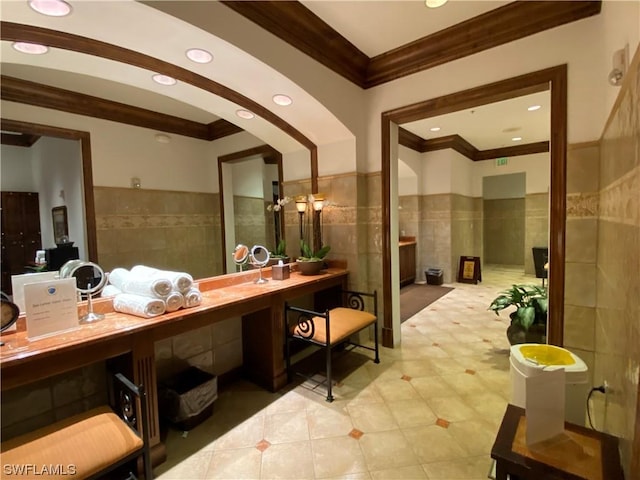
249,245,270,284
233,244,250,271
60,260,107,324
0,292,20,346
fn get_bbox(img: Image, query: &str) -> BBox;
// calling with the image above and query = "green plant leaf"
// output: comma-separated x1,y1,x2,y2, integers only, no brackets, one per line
517,306,536,330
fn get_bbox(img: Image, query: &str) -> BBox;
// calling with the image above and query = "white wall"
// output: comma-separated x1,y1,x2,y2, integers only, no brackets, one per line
473,153,550,196
0,146,34,191
366,2,640,174
32,137,85,257
397,145,421,196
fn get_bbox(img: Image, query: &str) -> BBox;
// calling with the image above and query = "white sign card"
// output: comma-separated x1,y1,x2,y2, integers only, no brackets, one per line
11,272,60,314
525,367,566,446
24,278,79,340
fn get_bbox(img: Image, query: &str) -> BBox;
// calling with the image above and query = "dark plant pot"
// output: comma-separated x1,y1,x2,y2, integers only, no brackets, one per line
507,323,547,345
296,260,324,276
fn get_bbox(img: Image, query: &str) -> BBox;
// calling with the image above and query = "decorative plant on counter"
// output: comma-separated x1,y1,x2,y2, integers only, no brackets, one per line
266,196,291,212
270,239,288,259
489,284,548,345
296,240,331,275
297,240,331,262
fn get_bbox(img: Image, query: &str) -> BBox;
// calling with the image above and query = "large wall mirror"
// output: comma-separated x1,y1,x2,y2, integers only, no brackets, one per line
1,22,316,281
382,65,567,348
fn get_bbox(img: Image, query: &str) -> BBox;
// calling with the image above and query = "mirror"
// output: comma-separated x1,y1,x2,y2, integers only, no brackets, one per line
0,292,20,335
51,206,70,246
218,146,284,273
233,244,250,271
1,47,312,282
249,245,270,284
60,260,107,324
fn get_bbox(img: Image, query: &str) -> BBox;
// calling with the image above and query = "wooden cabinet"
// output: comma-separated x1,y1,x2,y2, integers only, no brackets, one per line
399,237,416,287
1,191,42,294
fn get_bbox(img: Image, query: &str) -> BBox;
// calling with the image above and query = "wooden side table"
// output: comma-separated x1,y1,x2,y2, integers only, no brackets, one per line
491,404,624,480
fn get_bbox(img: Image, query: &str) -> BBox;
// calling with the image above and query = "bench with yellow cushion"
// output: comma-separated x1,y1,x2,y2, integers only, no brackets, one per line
285,290,380,402
0,373,152,480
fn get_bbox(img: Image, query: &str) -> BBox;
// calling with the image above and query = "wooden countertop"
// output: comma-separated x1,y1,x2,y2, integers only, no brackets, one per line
0,266,348,374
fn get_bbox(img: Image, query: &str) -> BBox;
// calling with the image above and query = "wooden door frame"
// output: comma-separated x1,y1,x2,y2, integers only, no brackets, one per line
380,65,567,347
1,118,98,263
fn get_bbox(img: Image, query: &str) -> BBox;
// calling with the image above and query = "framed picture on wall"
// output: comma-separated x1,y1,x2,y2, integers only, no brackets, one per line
52,206,69,244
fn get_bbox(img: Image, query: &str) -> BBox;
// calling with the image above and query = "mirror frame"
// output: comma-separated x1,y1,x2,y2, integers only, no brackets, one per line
381,65,567,348
218,145,284,273
51,205,69,244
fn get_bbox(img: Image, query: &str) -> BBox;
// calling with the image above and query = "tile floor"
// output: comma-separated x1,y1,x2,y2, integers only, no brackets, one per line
155,266,536,479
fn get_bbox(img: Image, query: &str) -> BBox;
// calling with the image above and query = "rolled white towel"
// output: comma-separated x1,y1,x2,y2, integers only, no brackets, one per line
113,293,166,318
184,287,203,308
101,284,122,298
165,291,184,312
108,268,131,291
124,273,172,299
131,265,193,293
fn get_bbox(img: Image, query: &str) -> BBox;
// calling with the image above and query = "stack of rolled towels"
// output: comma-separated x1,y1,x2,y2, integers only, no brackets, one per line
104,265,202,319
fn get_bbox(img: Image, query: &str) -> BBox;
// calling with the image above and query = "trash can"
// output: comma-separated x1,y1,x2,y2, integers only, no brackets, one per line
425,268,443,285
510,344,589,426
158,366,218,431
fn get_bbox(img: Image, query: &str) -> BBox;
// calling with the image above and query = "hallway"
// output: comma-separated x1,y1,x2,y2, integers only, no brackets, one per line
156,266,537,479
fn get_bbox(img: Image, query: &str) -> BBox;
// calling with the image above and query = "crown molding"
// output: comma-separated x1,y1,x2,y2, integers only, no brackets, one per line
223,1,601,88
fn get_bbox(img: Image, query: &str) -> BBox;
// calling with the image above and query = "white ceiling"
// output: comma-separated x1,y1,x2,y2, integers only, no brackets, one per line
302,0,510,57
1,1,551,150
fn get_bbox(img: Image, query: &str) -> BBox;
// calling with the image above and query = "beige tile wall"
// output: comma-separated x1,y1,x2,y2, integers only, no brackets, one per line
592,50,639,477
451,194,482,280
94,187,222,280
563,142,600,384
0,362,107,441
233,195,272,251
155,316,243,383
483,198,525,266
419,194,453,283
524,193,549,275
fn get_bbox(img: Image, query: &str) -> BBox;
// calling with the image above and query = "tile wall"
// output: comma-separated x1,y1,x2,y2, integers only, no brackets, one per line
483,198,525,266
233,196,272,251
593,50,639,477
0,362,107,441
524,193,549,276
154,317,243,384
563,142,599,379
94,187,222,280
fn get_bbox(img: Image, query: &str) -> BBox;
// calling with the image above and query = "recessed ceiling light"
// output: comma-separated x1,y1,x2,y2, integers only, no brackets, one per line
186,48,213,64
236,109,255,120
12,42,49,55
425,0,447,7
527,105,541,111
272,94,293,106
429,127,441,132
28,0,72,16
155,133,171,144
512,137,523,142
152,74,177,86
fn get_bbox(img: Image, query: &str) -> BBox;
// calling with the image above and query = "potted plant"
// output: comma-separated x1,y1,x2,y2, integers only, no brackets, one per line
488,284,548,345
268,239,290,266
296,240,331,275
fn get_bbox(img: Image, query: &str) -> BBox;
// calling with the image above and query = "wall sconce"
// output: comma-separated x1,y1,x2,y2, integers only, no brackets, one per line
312,193,325,252
131,177,141,189
608,46,627,86
295,195,307,253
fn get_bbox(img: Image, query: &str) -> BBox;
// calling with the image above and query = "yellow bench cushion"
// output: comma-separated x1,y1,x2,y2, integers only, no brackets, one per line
293,307,376,346
1,405,143,480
